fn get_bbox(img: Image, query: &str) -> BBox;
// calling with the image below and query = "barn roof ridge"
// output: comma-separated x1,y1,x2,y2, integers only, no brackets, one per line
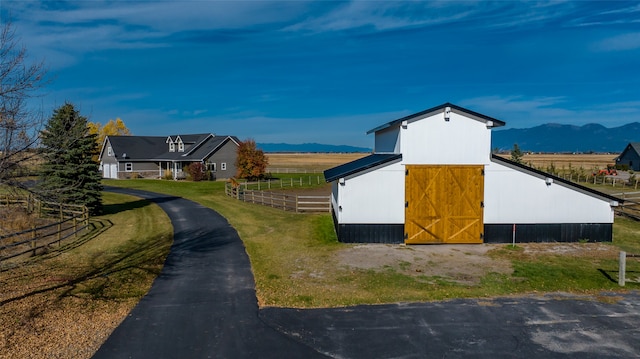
366,102,506,135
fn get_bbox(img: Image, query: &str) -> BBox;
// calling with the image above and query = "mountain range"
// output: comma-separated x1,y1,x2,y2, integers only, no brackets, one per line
257,122,640,153
257,142,371,153
492,122,640,153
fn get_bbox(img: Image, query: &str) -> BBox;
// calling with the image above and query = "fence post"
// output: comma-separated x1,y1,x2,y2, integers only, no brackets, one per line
619,251,626,286
58,204,63,244
32,224,37,256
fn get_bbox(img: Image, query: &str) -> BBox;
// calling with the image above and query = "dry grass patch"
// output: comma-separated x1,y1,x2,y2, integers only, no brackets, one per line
0,192,172,359
495,153,617,170
267,153,367,171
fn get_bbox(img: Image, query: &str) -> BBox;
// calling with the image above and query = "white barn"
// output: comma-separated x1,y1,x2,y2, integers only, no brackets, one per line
324,103,621,244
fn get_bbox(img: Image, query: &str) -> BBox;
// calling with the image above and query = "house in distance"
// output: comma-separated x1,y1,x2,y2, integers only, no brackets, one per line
324,103,622,244
99,133,240,180
615,143,640,171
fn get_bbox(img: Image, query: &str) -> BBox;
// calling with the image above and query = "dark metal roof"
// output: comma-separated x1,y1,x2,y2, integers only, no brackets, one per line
367,102,506,135
617,142,640,159
107,136,167,160
103,134,239,162
490,154,623,204
324,153,402,182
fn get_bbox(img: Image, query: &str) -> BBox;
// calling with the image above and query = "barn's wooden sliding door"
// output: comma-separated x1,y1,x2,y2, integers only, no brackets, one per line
405,165,484,244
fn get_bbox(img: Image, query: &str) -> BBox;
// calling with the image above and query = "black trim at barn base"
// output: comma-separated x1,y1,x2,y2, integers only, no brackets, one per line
333,219,613,244
483,223,612,243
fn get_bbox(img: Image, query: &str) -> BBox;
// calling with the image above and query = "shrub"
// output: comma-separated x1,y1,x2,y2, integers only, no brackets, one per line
163,169,173,180
187,162,207,182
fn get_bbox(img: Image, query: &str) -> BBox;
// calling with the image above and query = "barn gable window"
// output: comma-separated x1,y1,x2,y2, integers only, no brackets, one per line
221,162,227,171
107,146,112,156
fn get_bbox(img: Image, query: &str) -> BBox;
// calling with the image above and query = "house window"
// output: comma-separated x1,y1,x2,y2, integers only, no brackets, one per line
207,162,216,171
169,142,175,152
125,163,133,172
178,140,184,152
221,162,227,171
107,147,112,156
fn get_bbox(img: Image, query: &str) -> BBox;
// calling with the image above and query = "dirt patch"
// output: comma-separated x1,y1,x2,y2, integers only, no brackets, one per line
336,242,619,286
521,242,619,259
337,244,512,285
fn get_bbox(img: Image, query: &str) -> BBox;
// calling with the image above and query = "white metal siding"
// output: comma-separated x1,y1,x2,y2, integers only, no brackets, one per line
109,164,118,179
374,127,401,153
339,161,405,224
400,112,491,165
484,161,614,224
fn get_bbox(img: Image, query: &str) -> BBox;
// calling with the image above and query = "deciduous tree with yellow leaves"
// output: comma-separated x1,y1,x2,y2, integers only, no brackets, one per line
87,118,131,161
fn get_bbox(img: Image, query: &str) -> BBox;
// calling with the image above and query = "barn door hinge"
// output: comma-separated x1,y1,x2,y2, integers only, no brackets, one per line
480,201,484,208
481,169,485,176
405,201,409,208
404,233,408,240
480,233,484,239
405,169,409,176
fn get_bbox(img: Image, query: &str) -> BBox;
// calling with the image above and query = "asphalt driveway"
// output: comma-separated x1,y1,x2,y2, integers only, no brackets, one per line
94,187,640,358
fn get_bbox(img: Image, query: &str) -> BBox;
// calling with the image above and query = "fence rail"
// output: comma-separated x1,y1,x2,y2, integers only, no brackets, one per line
0,196,89,263
225,183,330,213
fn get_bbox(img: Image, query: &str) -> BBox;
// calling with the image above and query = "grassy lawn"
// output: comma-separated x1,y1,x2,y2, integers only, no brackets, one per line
105,179,640,308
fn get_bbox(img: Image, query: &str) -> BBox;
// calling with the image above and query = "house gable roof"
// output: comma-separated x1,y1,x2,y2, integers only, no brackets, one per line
324,153,402,182
366,102,506,135
106,136,168,160
102,133,237,162
617,142,640,160
181,135,240,160
491,154,623,205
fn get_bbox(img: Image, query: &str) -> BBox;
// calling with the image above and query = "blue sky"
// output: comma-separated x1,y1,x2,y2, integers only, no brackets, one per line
2,1,639,147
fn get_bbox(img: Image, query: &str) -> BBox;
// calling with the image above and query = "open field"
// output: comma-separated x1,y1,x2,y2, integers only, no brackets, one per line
266,152,368,172
497,153,618,171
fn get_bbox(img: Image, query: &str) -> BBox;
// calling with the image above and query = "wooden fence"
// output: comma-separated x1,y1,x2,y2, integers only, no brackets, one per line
225,183,330,213
553,173,639,189
0,196,89,263
611,191,640,221
234,175,325,191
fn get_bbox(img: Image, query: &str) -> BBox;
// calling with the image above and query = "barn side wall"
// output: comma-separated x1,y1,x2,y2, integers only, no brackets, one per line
484,160,614,224
338,161,404,224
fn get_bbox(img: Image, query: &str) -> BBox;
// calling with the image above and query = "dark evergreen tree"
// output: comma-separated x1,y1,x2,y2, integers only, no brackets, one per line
38,103,102,214
510,143,524,164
